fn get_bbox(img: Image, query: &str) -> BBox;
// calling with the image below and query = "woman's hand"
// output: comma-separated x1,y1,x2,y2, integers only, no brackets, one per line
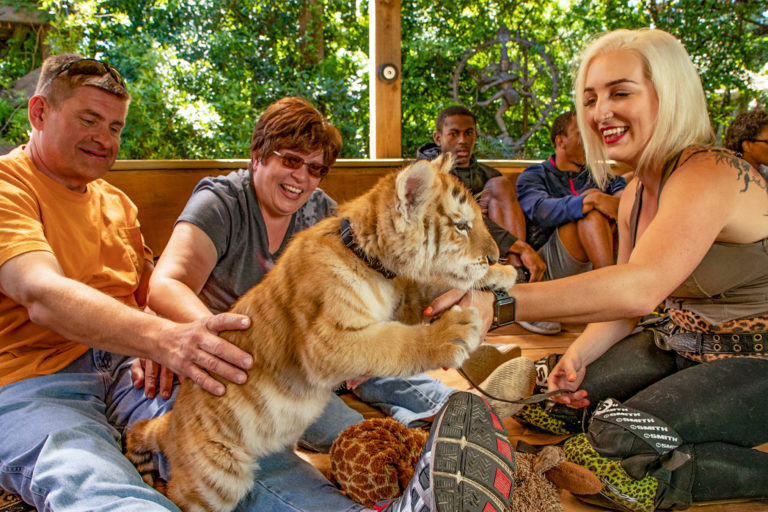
424,288,495,336
547,352,590,408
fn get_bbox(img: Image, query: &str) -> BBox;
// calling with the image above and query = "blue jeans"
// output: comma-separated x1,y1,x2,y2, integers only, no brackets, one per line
354,374,454,427
297,374,455,452
0,350,366,512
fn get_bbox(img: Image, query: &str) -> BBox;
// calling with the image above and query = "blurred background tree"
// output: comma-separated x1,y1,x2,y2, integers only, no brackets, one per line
0,0,765,159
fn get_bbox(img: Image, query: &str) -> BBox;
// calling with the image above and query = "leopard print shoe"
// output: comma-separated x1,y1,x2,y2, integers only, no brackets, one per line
563,434,659,512
514,402,584,435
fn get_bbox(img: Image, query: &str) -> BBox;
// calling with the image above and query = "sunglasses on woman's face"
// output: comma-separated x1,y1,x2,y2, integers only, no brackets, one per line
40,58,126,93
273,151,330,178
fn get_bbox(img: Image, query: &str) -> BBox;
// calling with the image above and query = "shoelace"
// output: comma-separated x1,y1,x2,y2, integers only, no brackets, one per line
457,367,566,405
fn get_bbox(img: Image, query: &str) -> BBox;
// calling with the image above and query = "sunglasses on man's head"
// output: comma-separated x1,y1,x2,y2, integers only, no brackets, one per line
273,150,330,178
40,58,127,93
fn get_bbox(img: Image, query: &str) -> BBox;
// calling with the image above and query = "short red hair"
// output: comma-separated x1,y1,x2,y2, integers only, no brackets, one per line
250,96,342,167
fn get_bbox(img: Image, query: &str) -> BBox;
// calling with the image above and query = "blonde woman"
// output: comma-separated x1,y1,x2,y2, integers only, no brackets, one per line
430,28,768,511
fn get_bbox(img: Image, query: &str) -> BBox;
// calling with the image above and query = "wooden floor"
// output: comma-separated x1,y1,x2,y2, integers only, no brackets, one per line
298,323,768,512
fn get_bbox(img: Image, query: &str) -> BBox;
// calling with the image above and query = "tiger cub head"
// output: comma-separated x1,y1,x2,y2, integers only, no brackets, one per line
344,154,501,290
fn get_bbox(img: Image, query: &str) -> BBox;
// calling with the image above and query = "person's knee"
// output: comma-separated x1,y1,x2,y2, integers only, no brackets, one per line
576,210,616,265
577,209,612,233
483,176,518,203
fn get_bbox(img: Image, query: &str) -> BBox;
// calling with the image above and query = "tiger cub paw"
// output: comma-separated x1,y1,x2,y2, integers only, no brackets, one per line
428,305,483,367
478,263,520,290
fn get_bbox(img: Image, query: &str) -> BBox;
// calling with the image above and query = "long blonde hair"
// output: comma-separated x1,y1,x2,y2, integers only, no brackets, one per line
574,29,713,187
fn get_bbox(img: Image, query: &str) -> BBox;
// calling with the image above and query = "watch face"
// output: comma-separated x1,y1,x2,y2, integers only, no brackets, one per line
494,295,516,327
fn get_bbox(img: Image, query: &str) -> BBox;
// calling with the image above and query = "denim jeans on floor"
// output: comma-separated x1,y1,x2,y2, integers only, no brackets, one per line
299,374,455,453
353,374,455,427
0,349,366,512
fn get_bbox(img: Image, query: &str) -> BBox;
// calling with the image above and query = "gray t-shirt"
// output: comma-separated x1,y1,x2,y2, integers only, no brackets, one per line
177,169,337,313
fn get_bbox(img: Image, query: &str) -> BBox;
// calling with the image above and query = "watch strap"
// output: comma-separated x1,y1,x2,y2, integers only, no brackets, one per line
490,288,516,330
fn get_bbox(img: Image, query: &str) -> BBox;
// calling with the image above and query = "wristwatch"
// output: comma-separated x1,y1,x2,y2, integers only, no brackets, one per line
490,288,516,330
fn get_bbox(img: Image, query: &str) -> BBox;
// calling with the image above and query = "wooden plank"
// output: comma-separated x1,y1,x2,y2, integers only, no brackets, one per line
103,164,401,256
369,0,402,158
103,157,624,257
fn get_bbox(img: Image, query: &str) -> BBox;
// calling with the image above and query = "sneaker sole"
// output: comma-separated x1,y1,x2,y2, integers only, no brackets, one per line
430,393,516,512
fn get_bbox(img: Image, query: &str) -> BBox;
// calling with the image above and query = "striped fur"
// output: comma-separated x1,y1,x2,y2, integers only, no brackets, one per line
124,155,519,511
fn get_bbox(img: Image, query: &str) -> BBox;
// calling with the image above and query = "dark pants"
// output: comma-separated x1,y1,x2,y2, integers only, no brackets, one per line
572,330,768,501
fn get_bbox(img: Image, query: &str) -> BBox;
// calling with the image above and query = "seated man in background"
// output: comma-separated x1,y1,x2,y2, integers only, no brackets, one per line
418,105,559,334
517,110,626,281
724,108,768,180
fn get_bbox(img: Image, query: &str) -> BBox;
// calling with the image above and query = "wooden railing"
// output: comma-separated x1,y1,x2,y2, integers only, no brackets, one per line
104,158,540,256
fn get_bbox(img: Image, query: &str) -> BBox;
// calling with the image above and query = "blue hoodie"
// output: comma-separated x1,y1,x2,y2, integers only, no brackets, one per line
517,155,626,249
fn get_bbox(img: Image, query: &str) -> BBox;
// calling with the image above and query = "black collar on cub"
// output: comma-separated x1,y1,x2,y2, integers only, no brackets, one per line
340,218,396,280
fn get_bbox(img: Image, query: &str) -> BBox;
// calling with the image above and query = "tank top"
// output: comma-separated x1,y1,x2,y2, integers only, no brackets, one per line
629,148,768,327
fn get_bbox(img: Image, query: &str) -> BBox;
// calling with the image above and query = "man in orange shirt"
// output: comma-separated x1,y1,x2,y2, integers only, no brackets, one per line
0,53,254,511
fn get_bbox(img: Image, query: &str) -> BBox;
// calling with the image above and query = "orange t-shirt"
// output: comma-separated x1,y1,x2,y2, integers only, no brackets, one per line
0,147,153,386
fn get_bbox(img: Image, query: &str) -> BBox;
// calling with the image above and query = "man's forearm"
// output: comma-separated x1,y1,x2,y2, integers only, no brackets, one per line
26,272,171,360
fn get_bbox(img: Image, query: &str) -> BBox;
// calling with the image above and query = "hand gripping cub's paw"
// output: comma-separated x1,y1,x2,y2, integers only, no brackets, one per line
426,305,483,368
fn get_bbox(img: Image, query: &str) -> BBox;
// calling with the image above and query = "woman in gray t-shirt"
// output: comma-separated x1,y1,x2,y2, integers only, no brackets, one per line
143,97,456,456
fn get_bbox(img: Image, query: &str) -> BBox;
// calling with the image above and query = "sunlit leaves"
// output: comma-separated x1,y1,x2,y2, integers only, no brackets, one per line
0,0,764,159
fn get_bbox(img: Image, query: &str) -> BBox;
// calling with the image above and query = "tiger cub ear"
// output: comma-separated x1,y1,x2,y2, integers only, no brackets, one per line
433,153,455,174
395,159,437,219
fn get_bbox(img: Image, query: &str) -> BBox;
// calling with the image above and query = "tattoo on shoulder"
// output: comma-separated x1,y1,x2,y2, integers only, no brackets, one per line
700,148,767,193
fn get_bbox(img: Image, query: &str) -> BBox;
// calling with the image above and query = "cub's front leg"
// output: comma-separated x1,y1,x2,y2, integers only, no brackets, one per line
329,305,484,380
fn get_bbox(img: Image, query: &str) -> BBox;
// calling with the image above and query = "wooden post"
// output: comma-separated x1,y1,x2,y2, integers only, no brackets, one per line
369,0,401,158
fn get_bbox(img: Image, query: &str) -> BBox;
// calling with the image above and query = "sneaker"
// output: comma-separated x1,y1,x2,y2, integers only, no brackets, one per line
461,342,521,385
517,320,562,335
378,392,516,512
474,357,536,419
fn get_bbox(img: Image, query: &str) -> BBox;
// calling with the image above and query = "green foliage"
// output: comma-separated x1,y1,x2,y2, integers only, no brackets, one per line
401,1,579,159
0,0,765,160
0,1,48,148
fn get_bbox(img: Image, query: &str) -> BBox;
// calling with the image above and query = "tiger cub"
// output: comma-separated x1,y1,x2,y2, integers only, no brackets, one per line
125,155,519,512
